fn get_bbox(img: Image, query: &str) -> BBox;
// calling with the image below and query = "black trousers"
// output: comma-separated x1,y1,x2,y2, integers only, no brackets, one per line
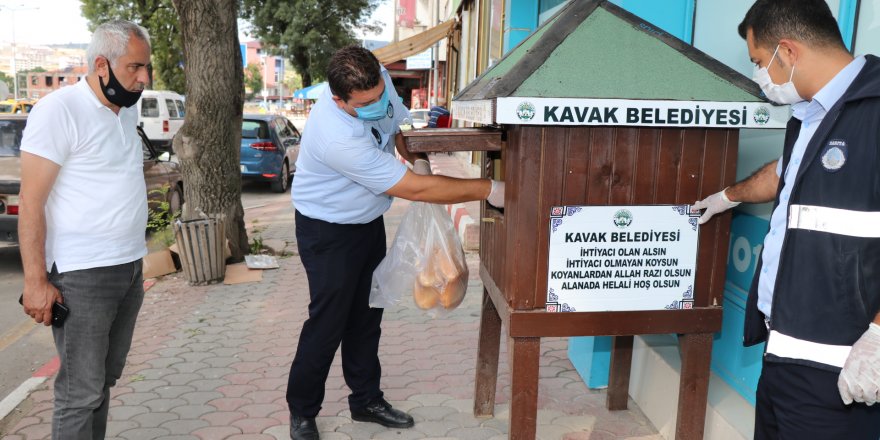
286,211,386,417
755,360,880,440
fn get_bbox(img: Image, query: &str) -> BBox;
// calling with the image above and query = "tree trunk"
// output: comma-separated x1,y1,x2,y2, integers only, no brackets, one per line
171,0,248,261
293,49,312,87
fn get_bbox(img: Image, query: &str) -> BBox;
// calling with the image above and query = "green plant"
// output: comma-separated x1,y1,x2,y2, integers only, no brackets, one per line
147,185,181,247
250,233,264,255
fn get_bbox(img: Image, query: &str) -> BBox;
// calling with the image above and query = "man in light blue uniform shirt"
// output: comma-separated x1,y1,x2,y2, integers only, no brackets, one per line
693,0,880,438
287,46,504,440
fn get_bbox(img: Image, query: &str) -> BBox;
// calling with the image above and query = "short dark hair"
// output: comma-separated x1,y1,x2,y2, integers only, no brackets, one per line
327,46,382,102
738,0,846,51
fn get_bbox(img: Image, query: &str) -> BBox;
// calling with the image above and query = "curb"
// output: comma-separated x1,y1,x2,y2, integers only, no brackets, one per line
446,203,479,251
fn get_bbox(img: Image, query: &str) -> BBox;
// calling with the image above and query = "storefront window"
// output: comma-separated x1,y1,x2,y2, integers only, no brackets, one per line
487,0,504,66
854,0,880,55
539,0,567,14
540,0,568,24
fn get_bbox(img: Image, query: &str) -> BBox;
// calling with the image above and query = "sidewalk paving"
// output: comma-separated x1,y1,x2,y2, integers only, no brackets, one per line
1,160,661,440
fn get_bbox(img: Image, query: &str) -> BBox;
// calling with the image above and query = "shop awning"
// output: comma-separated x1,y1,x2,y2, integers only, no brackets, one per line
292,82,328,100
373,19,455,64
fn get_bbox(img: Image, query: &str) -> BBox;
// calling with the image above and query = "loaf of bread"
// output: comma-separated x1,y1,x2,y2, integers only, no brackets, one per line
439,275,466,309
413,281,440,309
413,245,467,310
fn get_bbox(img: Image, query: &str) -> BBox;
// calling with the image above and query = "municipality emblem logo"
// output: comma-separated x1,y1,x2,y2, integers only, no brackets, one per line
753,106,770,125
516,101,536,122
613,209,633,229
821,139,848,172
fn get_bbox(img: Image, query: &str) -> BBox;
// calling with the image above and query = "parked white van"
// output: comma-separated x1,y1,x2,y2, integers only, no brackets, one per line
137,90,185,152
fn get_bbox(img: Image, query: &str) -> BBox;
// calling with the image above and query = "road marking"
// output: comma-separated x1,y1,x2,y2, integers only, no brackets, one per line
0,319,36,352
0,377,47,422
33,356,60,378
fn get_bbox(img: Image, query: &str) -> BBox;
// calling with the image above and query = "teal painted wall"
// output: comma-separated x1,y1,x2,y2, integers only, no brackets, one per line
610,0,694,43
504,0,540,52
710,212,768,404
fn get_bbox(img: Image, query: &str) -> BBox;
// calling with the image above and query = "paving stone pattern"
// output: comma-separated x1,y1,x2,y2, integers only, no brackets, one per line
3,172,661,440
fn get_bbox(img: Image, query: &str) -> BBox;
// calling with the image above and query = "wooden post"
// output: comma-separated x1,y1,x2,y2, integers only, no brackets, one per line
508,336,540,440
675,333,714,440
474,288,502,417
606,335,634,410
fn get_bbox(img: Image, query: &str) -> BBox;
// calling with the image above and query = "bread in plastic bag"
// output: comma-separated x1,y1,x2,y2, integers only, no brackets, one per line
370,201,468,313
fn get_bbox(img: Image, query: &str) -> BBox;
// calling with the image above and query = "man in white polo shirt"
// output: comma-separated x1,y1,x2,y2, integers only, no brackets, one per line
18,20,152,439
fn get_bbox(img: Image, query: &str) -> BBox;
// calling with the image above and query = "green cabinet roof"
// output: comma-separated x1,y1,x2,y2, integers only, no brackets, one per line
455,0,764,102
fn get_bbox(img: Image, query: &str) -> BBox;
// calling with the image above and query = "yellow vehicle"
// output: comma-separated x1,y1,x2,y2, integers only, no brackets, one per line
0,99,35,114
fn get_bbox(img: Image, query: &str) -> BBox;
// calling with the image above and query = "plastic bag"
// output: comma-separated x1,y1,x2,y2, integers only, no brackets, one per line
370,202,468,313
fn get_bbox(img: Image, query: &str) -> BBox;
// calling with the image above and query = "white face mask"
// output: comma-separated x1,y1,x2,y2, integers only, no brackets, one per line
752,45,803,105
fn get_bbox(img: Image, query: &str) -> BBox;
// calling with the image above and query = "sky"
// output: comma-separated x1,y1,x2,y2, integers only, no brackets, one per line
0,0,394,46
0,0,92,45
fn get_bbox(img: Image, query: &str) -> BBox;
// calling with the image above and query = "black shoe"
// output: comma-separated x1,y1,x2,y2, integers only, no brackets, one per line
350,398,415,428
290,414,319,440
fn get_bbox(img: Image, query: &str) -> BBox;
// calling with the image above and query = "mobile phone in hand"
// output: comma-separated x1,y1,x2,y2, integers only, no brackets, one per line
19,294,69,328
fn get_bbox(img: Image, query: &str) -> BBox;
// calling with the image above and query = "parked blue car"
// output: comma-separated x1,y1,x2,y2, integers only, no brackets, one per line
240,114,300,192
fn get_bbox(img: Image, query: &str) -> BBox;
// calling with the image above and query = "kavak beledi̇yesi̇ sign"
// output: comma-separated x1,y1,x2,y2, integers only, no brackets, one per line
496,97,789,129
546,205,700,312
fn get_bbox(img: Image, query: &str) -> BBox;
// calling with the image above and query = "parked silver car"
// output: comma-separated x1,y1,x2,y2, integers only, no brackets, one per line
0,115,183,244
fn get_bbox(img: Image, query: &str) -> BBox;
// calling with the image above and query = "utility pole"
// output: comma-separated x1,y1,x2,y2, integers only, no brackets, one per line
1,4,39,100
393,0,400,43
260,53,268,109
431,0,440,107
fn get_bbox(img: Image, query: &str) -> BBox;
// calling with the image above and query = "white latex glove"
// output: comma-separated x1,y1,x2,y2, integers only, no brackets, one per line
413,158,432,175
691,188,740,224
487,180,504,208
839,323,880,405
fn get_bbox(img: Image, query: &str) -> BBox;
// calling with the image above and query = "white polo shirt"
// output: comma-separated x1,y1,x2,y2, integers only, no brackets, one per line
292,67,410,224
20,79,147,273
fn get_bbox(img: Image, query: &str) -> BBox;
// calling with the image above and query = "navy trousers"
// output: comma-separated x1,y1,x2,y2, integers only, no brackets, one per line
286,211,386,417
755,360,880,440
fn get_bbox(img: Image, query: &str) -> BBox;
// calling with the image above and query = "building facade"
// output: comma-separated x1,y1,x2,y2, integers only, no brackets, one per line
379,0,453,109
242,41,286,102
22,66,87,100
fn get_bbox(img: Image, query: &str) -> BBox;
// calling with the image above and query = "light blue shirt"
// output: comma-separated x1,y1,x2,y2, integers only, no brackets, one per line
292,67,410,224
757,56,866,318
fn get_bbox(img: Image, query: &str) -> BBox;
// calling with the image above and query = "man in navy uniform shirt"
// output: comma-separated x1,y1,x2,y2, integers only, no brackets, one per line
694,1,880,438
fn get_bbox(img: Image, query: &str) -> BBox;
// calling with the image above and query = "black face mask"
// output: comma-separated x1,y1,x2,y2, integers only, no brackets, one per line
99,63,143,108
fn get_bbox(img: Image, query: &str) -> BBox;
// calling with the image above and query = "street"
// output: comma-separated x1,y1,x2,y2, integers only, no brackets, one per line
0,117,307,404
0,243,55,401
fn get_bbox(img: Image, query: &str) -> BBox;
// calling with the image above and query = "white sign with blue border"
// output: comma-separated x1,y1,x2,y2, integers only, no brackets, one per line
546,205,700,312
406,49,433,70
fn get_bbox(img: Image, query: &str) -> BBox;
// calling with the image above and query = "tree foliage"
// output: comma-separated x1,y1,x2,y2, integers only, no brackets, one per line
80,0,185,93
240,0,382,87
0,71,12,93
244,63,263,99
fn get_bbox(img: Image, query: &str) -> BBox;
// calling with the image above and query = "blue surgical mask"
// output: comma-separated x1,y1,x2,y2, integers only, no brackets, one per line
354,87,391,121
